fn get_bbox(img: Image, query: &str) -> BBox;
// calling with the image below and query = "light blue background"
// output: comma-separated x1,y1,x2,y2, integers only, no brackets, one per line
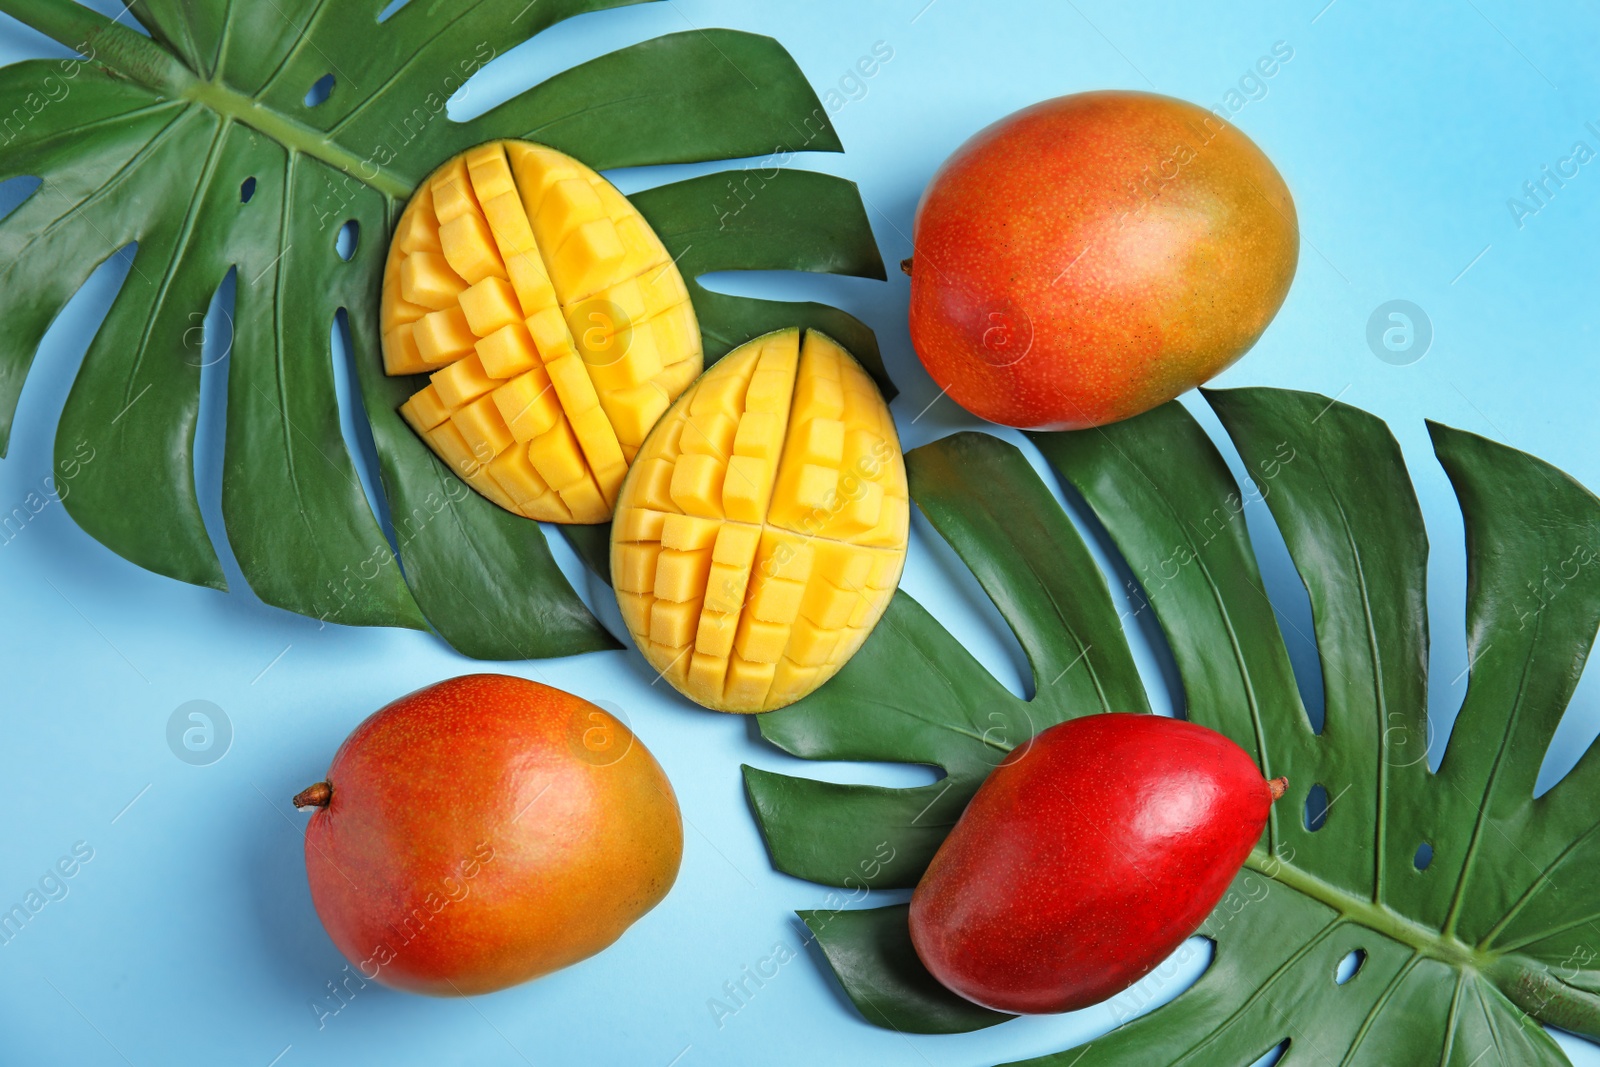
2,1,1598,1064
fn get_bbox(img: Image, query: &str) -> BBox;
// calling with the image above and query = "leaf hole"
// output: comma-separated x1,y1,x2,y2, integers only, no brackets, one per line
1532,643,1600,797
335,220,359,262
191,268,250,593
1413,842,1433,870
439,6,673,124
1044,472,1186,718
376,0,412,22
240,176,256,204
1098,936,1212,1029
329,309,396,554
1303,783,1330,832
0,175,42,223
1253,1039,1290,1066
1335,948,1366,985
303,73,335,108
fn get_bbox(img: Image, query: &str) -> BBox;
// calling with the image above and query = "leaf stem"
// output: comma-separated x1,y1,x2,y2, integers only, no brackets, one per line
0,0,194,96
1249,854,1593,1031
1247,851,1485,970
184,79,412,200
0,0,414,201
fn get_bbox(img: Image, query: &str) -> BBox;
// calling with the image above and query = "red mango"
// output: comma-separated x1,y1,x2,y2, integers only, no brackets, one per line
909,713,1284,1014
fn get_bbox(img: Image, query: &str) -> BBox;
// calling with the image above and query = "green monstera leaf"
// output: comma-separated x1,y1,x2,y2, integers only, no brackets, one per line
0,0,887,657
744,388,1600,1063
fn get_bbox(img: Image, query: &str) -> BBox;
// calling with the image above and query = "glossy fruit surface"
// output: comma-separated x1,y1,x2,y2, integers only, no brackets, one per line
297,674,682,996
610,327,907,713
906,91,1298,430
908,713,1282,1014
384,141,702,523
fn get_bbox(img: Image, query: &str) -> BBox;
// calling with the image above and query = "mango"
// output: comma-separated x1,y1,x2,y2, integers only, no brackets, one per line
381,141,701,524
294,674,682,995
910,714,1285,1014
905,91,1298,430
609,328,907,713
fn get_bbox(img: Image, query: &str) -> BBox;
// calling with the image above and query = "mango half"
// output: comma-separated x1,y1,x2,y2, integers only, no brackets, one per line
380,141,702,524
610,328,908,713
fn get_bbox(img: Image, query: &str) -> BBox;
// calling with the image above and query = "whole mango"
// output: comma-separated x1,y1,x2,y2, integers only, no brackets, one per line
909,713,1284,1014
295,674,682,996
906,91,1298,430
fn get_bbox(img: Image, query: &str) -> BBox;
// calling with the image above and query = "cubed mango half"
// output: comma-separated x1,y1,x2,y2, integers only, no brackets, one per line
380,140,702,523
609,328,907,713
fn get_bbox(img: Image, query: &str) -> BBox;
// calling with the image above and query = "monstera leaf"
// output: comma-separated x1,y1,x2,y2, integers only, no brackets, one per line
0,0,887,657
745,388,1600,1063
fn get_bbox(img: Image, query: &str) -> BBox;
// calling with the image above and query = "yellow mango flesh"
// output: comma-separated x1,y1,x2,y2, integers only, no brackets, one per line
610,329,907,713
381,141,701,524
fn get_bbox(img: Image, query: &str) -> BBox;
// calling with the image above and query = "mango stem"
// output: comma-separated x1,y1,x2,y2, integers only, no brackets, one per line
294,782,332,810
1268,777,1288,801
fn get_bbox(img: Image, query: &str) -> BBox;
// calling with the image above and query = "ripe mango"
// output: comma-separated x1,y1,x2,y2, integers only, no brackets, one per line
906,91,1297,430
381,141,702,524
609,328,907,714
910,714,1285,1014
295,674,682,996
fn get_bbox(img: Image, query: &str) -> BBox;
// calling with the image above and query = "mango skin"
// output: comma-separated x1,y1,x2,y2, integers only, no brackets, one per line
301,674,682,996
907,91,1298,430
908,714,1276,1015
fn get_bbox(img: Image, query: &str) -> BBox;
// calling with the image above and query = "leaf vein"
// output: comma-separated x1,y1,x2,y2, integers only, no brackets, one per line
12,105,192,259
1319,464,1392,902
211,0,235,79
252,0,336,101
119,109,232,411
1169,919,1344,1067
1437,971,1467,1067
267,150,314,532
1441,615,1542,938
324,0,495,138
1336,953,1422,1067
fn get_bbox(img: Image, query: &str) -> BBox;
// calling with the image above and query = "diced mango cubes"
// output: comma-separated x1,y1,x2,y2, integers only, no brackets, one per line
380,140,702,523
609,328,907,713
